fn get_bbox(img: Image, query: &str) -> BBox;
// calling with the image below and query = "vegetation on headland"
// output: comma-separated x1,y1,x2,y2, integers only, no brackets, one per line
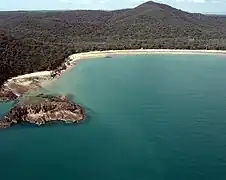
1,1,226,85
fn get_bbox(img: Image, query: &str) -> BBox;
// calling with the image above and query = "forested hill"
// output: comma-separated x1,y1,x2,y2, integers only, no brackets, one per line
0,31,73,85
1,0,226,85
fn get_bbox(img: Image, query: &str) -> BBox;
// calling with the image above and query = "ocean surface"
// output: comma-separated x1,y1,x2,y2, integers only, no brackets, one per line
1,54,226,180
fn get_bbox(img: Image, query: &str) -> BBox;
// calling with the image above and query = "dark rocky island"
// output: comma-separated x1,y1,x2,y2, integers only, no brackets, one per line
0,94,84,129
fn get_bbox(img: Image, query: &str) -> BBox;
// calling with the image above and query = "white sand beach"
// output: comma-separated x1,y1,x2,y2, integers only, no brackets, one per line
68,49,226,64
7,71,52,82
3,49,226,96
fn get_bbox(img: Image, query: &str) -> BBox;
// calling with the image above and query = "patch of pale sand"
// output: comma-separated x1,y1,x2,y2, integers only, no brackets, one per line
19,81,33,86
8,71,52,82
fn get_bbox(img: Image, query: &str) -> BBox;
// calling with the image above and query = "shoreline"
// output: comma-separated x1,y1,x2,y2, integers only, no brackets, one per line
1,48,226,101
8,49,226,82
67,49,226,69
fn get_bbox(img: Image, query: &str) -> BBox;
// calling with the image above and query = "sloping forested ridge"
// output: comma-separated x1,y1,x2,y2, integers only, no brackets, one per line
1,0,226,85
0,30,73,85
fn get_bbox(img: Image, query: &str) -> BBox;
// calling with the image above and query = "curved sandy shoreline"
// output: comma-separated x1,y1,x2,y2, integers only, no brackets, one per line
69,49,226,63
7,49,226,82
1,48,226,101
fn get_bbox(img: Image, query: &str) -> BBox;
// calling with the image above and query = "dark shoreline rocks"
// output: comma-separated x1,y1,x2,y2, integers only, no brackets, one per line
0,86,18,102
0,94,85,129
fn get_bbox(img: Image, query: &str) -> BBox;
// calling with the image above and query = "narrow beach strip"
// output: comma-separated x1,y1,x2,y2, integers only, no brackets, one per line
6,49,226,87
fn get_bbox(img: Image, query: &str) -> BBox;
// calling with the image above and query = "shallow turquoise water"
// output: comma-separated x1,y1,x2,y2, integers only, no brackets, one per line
1,54,226,180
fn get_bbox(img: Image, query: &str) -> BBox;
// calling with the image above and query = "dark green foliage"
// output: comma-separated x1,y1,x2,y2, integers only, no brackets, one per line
1,1,226,85
0,30,73,85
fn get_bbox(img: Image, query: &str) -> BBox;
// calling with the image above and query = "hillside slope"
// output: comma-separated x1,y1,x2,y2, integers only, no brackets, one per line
106,1,226,39
0,30,72,85
1,1,226,41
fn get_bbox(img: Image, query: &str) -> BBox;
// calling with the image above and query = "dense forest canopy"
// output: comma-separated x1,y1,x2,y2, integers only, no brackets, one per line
1,0,226,85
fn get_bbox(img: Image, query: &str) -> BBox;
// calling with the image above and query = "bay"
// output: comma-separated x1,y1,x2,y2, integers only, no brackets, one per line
1,54,226,180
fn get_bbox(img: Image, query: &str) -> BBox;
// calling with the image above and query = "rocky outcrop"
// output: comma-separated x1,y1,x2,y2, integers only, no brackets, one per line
0,85,18,102
0,94,84,128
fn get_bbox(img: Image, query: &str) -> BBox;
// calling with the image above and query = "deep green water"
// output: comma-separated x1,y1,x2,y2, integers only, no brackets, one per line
1,54,226,180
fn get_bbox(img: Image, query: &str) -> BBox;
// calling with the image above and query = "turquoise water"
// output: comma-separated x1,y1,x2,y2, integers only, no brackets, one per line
1,54,226,180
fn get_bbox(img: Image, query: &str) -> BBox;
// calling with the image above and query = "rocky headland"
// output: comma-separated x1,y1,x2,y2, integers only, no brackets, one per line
0,94,84,129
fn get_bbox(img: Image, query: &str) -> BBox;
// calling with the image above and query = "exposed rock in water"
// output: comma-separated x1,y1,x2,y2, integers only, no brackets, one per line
0,85,18,102
0,94,85,129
